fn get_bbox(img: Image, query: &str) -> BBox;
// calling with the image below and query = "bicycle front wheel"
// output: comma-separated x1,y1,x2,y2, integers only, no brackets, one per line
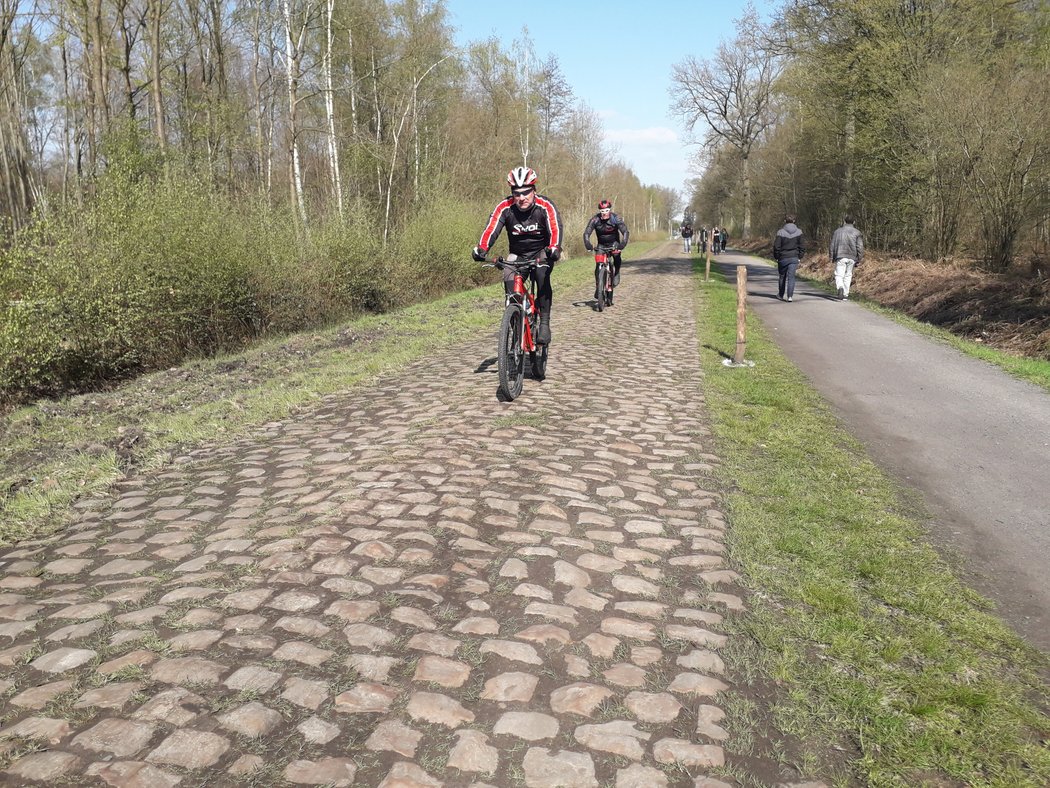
497,305,525,400
596,268,607,312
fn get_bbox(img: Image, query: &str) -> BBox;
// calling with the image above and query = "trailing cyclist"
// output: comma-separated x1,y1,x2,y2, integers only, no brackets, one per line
473,166,563,345
583,199,630,304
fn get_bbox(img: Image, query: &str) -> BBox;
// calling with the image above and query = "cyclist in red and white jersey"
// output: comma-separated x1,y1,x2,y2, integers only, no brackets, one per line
472,166,563,345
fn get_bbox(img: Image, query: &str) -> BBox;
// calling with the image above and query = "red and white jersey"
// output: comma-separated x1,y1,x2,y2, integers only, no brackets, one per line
478,193,563,259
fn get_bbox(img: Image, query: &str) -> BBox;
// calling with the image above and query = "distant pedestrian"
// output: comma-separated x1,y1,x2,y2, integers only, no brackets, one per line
700,226,708,254
829,213,865,301
719,227,728,253
681,223,694,253
711,226,719,253
773,213,805,302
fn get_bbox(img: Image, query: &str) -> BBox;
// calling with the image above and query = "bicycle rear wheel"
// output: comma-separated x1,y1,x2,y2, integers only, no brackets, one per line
497,305,525,400
596,268,606,312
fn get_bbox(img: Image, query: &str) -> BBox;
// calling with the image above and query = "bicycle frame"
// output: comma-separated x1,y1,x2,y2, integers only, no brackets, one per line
507,268,539,354
483,256,549,400
594,248,617,311
594,252,615,291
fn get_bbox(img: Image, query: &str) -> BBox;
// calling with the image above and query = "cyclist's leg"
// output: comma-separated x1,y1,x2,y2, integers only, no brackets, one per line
533,266,553,344
613,253,622,286
502,267,516,296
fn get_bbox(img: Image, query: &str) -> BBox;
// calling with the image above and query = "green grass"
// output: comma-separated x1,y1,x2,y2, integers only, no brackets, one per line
693,262,1050,787
0,243,660,545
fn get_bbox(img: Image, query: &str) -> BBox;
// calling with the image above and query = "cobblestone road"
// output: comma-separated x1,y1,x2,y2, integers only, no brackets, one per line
0,245,762,786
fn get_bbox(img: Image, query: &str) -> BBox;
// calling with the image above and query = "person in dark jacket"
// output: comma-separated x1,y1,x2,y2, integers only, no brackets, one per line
681,223,694,253
719,226,728,253
829,214,865,300
472,166,563,344
583,199,630,302
772,213,805,302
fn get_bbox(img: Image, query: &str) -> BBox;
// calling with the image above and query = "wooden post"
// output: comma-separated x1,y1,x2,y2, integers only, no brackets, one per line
733,265,747,364
705,240,711,281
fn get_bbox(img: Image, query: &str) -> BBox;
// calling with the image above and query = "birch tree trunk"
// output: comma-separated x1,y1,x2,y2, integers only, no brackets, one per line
0,0,35,227
150,0,167,151
250,0,264,186
81,1,98,173
382,56,451,244
282,0,306,223
347,25,357,136
372,46,382,202
742,154,751,237
323,0,343,215
61,42,72,201
519,46,530,165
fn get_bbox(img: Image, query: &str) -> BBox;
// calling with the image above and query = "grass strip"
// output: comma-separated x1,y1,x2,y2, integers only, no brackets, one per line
693,262,1050,786
0,243,659,545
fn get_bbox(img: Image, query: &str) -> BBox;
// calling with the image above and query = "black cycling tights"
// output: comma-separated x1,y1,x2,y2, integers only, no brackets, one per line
502,265,552,316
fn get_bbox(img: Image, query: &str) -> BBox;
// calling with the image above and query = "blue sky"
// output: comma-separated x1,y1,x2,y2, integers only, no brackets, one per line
445,0,776,196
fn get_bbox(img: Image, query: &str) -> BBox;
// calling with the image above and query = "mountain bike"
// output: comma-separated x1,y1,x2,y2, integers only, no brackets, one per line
593,249,619,312
482,256,549,400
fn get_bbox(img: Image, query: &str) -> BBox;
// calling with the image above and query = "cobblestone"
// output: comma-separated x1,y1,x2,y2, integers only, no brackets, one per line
0,248,790,785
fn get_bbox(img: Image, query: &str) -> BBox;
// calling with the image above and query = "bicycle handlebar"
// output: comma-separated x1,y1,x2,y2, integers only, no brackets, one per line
481,257,551,271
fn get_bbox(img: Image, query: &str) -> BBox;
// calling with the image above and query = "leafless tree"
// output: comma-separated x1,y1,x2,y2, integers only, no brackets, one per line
534,53,572,170
670,5,780,237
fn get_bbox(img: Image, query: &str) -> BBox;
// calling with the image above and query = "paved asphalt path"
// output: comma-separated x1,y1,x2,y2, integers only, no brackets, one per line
715,250,1050,652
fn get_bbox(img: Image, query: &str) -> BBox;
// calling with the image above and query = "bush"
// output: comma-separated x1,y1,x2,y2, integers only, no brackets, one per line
0,160,492,408
390,196,490,304
2,168,265,404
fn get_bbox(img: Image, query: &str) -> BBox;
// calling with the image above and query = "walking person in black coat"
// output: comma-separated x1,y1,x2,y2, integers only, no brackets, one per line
772,214,805,302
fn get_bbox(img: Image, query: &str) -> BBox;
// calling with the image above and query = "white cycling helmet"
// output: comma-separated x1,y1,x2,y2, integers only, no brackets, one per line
507,166,538,190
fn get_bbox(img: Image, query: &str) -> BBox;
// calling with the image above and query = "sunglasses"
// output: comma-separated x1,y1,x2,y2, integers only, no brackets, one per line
512,188,535,197
599,208,611,213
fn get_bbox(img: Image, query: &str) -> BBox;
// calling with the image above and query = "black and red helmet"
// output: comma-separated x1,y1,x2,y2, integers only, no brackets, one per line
598,200,612,210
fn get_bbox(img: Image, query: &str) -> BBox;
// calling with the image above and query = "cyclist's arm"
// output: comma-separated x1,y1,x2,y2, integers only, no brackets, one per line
583,216,597,249
478,199,512,252
535,194,562,253
616,217,629,250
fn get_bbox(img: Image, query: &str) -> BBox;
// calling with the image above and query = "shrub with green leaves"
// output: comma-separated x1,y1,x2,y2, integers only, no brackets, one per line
390,194,490,304
0,158,496,408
